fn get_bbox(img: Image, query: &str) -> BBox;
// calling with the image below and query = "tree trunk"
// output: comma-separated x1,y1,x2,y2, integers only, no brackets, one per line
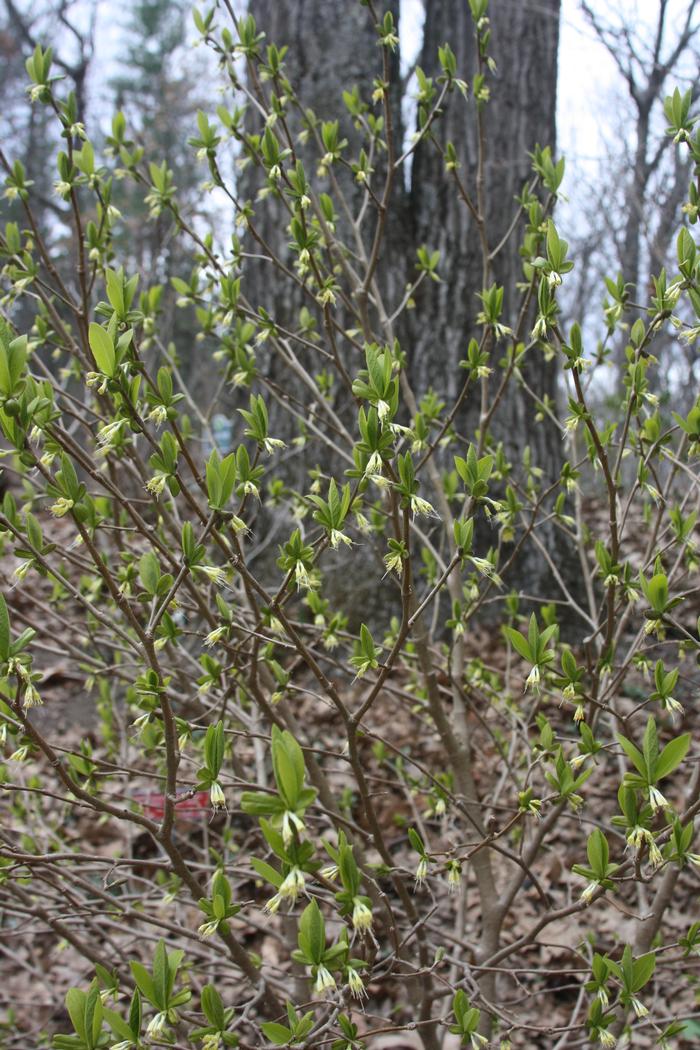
408,0,561,452
240,0,404,303
239,1,403,475
407,0,566,596
243,0,572,598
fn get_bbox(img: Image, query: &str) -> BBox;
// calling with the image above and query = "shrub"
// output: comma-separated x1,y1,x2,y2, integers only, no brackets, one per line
0,5,699,1050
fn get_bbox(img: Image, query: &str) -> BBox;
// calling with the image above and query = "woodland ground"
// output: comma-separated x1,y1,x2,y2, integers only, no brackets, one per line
1,502,699,1049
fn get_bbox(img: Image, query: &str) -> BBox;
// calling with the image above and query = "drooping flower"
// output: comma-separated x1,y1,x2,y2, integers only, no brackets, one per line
294,560,313,590
22,684,43,709
263,892,283,915
630,996,648,1019
364,451,383,478
351,897,373,932
525,664,541,690
263,437,286,455
446,860,462,894
145,473,167,498
146,1011,168,1038
147,404,168,427
346,966,367,1000
329,529,352,550
661,695,684,718
648,785,668,812
198,565,227,587
204,626,227,648
49,497,74,518
280,809,305,847
202,1033,222,1050
198,918,219,938
580,881,598,904
313,964,336,996
410,494,436,517
469,1033,488,1049
96,418,127,450
414,856,429,890
278,866,306,903
532,315,548,341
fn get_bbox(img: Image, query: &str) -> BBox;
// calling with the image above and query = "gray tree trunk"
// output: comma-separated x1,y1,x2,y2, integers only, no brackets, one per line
405,0,567,598
238,0,403,473
239,0,404,324
243,0,572,599
408,0,561,467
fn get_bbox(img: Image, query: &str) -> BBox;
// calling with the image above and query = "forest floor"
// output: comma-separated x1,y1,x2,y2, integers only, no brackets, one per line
1,504,700,1049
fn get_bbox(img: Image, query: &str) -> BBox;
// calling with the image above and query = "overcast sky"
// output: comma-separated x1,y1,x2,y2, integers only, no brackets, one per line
28,0,695,231
79,0,684,179
399,0,619,168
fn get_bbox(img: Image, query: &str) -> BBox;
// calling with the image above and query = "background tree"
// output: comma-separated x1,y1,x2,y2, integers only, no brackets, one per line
570,0,700,398
239,0,568,595
108,0,222,405
407,0,564,578
0,0,96,284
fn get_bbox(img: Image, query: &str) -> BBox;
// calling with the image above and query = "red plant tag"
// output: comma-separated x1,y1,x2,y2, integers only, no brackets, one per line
135,790,210,823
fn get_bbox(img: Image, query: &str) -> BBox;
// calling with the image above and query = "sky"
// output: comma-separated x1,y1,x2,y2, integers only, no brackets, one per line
58,0,683,184
10,0,695,247
394,0,697,256
399,0,619,171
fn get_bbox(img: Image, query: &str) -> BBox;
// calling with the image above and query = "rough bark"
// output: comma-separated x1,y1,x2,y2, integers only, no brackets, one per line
408,0,561,466
239,1,404,476
403,0,567,599
240,0,404,316
242,0,571,598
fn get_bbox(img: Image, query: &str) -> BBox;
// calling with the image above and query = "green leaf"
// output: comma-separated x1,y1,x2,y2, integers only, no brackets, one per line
0,325,27,397
250,857,283,889
408,826,426,856
152,941,169,1009
646,573,669,614
631,951,656,992
271,726,305,809
654,733,691,781
201,985,225,1030
527,613,539,653
166,948,184,1002
85,985,103,1047
205,721,225,778
298,899,325,965
130,961,156,1006
260,1022,292,1045
240,791,282,817
0,592,10,661
139,552,160,595
128,989,141,1039
58,454,80,500
105,269,125,316
88,322,116,378
642,716,659,777
617,733,647,779
103,1008,134,1042
587,828,608,875
502,625,532,663
0,319,12,395
65,988,88,1041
